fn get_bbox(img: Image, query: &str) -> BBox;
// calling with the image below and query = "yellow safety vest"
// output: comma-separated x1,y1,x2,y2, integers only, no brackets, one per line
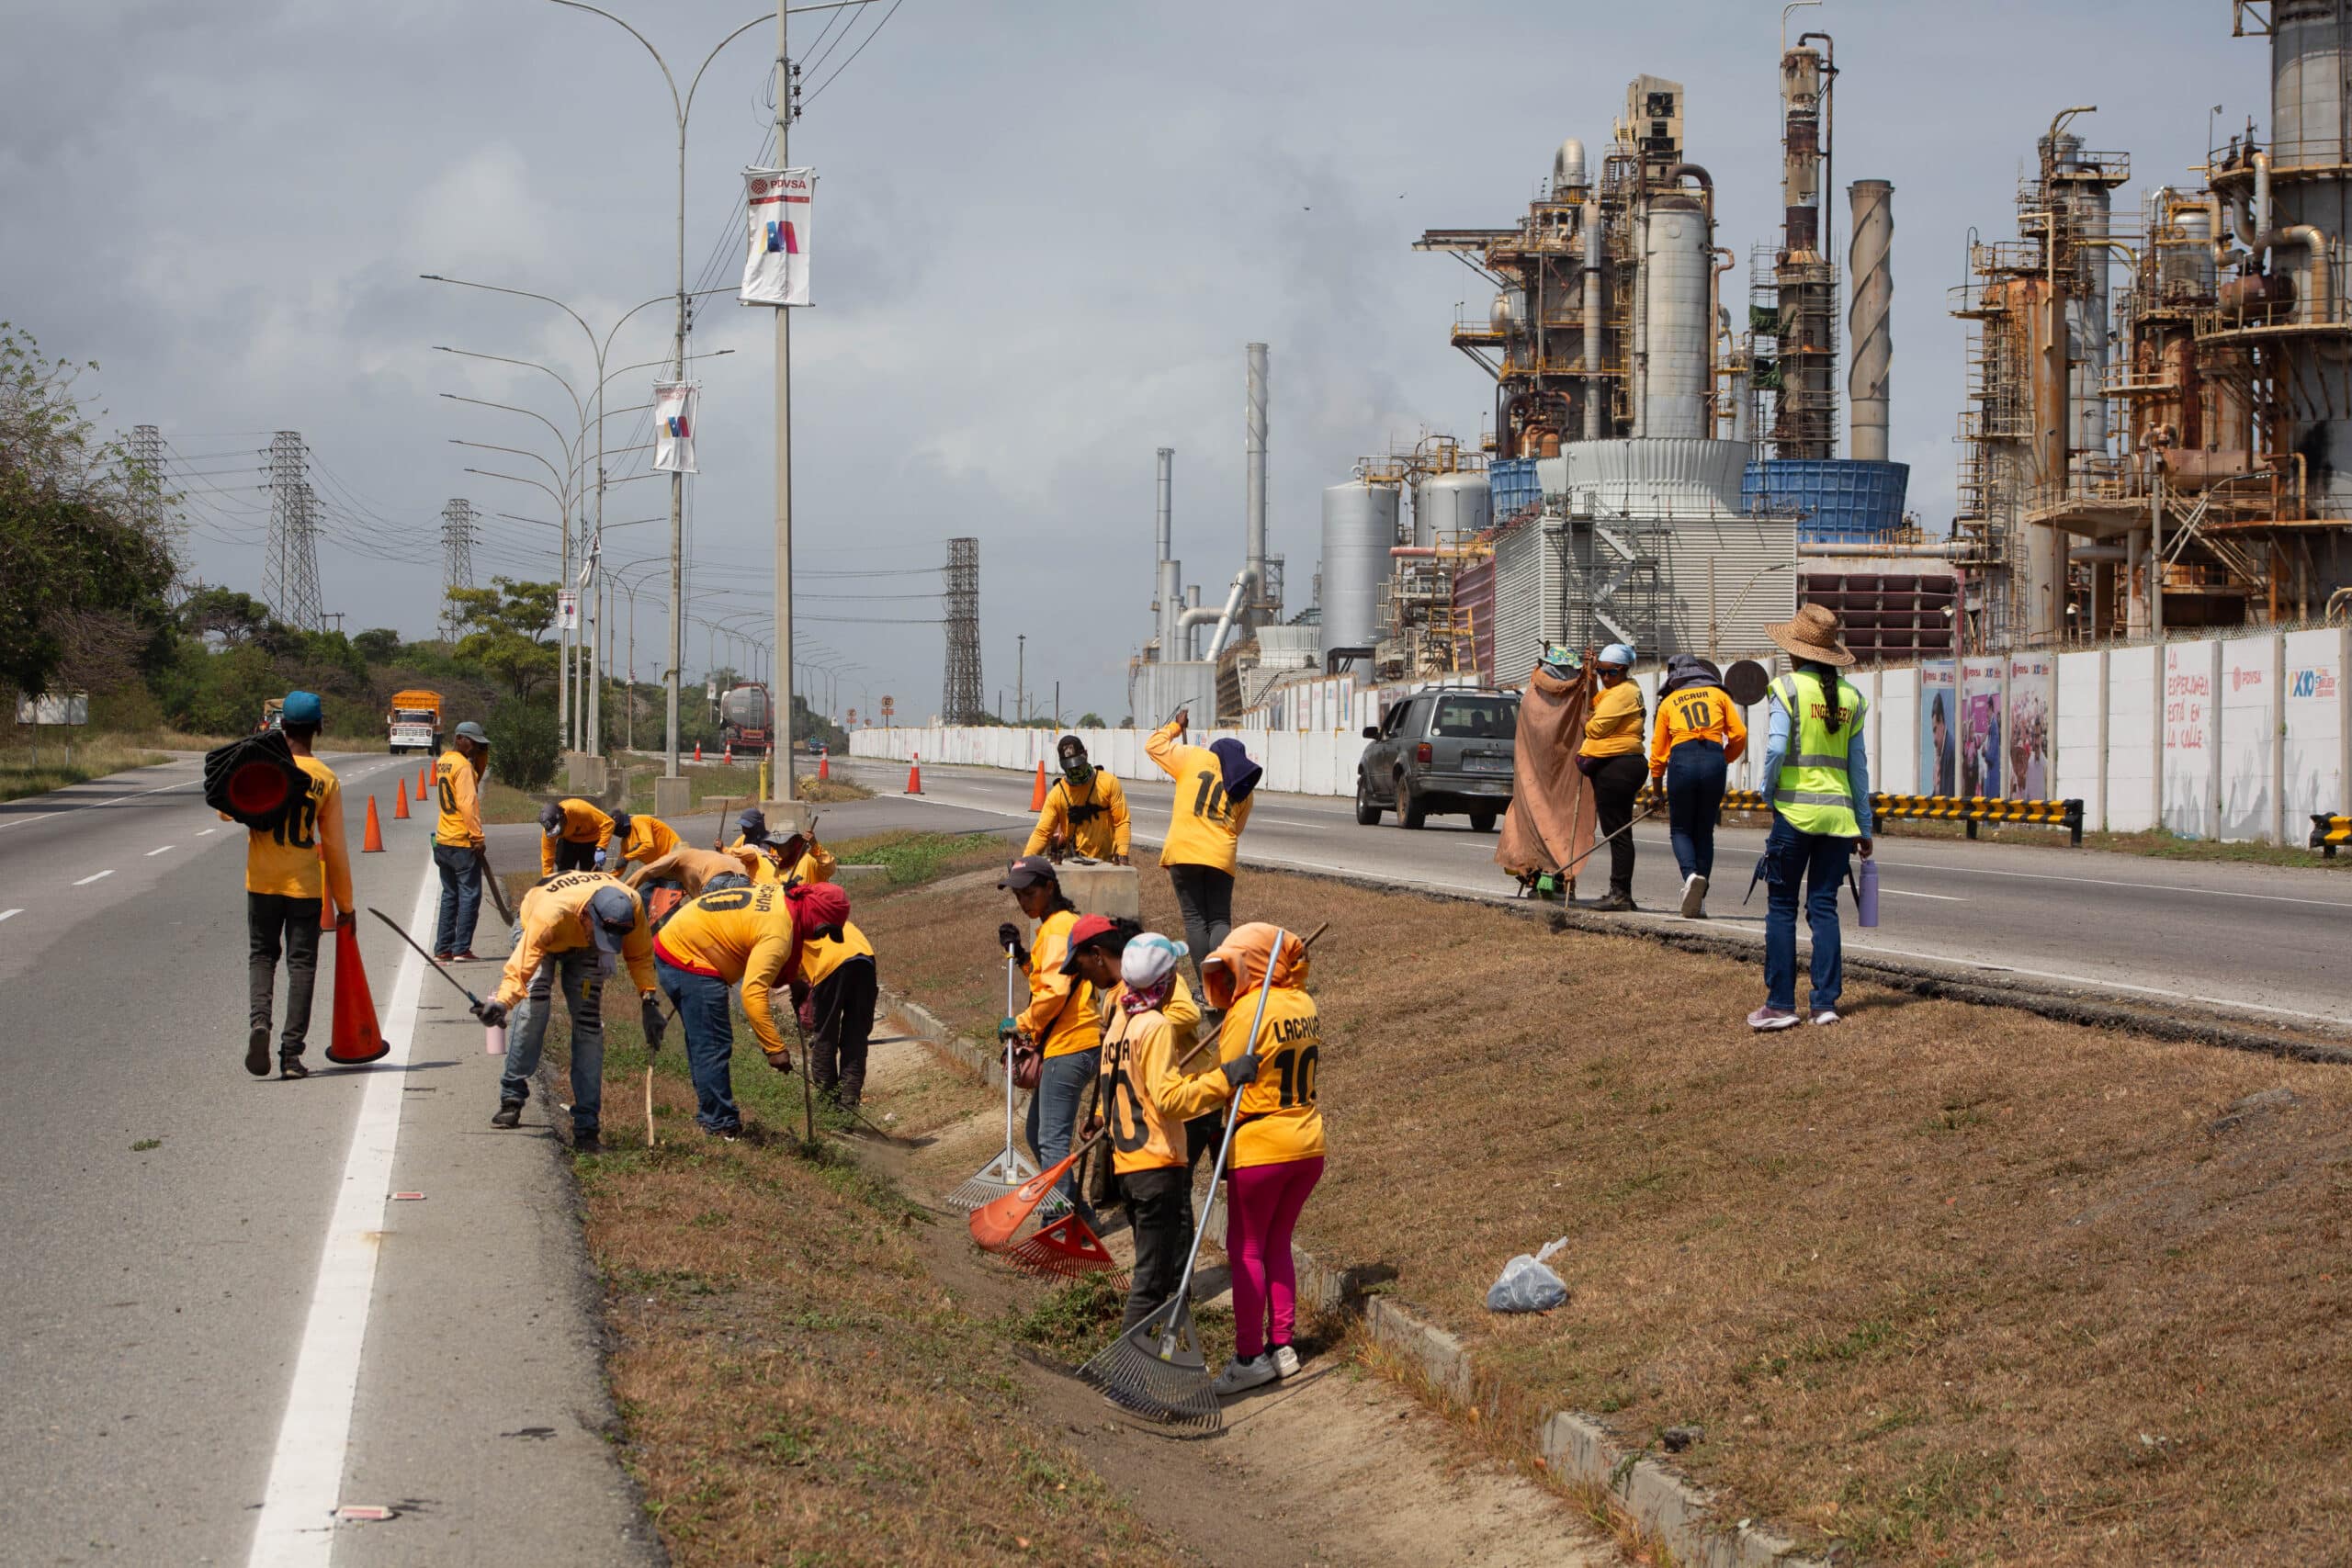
1770,671,1864,838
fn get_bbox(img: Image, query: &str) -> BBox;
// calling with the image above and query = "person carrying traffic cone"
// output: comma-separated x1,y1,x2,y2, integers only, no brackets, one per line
1024,734,1130,864
225,691,354,1081
433,721,492,961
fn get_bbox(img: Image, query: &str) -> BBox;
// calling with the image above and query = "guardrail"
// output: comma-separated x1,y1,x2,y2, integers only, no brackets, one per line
2313,814,2352,857
1636,787,2087,846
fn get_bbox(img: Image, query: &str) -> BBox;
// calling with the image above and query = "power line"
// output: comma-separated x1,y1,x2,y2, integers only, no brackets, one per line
804,0,906,104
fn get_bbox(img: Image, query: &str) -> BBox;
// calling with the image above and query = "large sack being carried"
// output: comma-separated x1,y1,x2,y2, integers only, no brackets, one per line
1495,653,1598,897
203,730,307,833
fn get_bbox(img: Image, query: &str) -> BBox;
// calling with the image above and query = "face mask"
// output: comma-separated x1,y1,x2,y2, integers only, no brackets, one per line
810,924,843,943
1061,757,1092,785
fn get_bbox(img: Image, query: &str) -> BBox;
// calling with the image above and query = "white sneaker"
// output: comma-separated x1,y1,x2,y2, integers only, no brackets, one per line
1270,1344,1301,1379
1747,1006,1801,1032
1679,873,1709,919
1211,1354,1278,1396
1809,1009,1842,1026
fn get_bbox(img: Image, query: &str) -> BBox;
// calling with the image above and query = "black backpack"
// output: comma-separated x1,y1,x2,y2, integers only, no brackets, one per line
203,730,307,833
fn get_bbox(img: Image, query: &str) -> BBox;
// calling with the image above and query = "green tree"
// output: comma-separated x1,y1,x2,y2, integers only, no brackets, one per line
1077,711,1106,728
447,577,559,698
352,626,402,664
179,586,275,647
0,323,176,698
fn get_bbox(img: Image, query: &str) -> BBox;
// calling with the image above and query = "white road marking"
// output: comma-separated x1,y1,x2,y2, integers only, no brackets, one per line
1880,887,1966,901
145,845,175,856
0,908,20,922
245,860,434,1567
0,773,201,831
72,870,114,886
198,827,218,836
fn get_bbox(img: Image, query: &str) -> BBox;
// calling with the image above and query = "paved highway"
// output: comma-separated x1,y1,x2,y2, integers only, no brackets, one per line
832,755,2352,1032
0,755,653,1567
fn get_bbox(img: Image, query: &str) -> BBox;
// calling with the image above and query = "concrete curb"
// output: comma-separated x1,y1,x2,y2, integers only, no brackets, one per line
885,985,1829,1568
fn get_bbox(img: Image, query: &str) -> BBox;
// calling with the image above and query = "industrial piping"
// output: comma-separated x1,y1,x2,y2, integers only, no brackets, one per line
1848,178,1894,462
1582,201,1605,440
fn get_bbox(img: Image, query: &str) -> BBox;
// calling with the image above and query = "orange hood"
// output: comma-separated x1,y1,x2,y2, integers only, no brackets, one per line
1199,921,1311,1010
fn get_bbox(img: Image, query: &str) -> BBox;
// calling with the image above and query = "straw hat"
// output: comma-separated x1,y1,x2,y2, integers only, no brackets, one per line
1765,603,1855,668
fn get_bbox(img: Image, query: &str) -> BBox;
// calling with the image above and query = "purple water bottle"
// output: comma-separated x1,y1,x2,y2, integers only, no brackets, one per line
1857,855,1880,928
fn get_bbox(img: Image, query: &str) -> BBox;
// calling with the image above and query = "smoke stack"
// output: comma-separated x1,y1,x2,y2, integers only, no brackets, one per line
1245,343,1268,623
1847,179,1894,462
1155,447,1182,655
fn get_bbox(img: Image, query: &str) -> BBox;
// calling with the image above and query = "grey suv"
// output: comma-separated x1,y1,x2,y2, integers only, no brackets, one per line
1354,687,1519,831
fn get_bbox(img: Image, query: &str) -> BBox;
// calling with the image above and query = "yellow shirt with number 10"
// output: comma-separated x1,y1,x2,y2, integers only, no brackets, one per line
1145,722,1253,874
239,754,355,911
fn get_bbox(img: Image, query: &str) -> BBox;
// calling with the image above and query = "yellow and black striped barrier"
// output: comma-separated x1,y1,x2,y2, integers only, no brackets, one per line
1636,787,2086,846
2312,815,2352,858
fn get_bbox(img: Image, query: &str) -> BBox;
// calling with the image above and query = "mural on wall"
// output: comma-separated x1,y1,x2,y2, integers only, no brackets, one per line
2007,654,2054,801
1961,658,2006,799
1918,660,1958,797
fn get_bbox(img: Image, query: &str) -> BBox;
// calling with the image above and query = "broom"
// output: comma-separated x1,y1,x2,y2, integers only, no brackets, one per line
1076,926,1291,1434
940,946,1041,1211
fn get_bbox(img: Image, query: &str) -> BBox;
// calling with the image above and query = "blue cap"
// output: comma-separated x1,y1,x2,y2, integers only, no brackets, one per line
585,886,638,953
1599,643,1636,670
282,691,322,725
609,809,634,839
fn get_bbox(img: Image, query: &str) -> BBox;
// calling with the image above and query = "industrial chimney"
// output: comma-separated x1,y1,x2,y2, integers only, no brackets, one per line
1245,342,1269,625
1848,179,1893,463
1154,447,1182,656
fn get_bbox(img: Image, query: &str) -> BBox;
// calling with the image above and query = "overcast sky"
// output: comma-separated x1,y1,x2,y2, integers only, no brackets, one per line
1,0,2261,723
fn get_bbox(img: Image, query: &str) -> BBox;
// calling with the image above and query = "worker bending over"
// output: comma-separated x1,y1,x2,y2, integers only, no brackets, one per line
432,720,492,961
652,879,851,1138
1750,604,1873,1032
1145,709,1259,988
1577,643,1647,911
605,809,681,875
796,916,877,1111
472,874,661,1152
624,844,755,899
1024,734,1130,863
996,856,1103,1227
540,797,615,876
1649,655,1747,919
232,690,353,1080
728,811,836,886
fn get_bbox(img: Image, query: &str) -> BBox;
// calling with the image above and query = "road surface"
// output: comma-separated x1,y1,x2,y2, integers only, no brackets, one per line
0,755,655,1567
831,756,2352,1032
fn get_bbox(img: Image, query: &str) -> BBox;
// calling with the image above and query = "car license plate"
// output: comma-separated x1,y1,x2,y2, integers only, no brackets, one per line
1463,755,1511,773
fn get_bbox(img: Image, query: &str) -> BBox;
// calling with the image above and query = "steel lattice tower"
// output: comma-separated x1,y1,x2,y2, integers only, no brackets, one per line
943,536,983,724
264,432,323,631
440,499,478,640
127,423,183,562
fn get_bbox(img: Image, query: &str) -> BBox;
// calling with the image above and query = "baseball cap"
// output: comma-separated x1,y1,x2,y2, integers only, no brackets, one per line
454,720,491,745
996,853,1056,891
585,886,638,953
1057,913,1123,974
281,691,322,726
738,807,767,837
609,809,634,839
539,803,564,834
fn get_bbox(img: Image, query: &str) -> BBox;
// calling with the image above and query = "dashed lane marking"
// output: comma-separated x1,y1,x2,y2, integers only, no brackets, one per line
72,870,114,886
146,845,175,856
0,909,20,922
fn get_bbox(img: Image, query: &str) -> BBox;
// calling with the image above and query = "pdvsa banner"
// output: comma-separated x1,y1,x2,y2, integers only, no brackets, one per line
740,166,813,306
652,381,698,473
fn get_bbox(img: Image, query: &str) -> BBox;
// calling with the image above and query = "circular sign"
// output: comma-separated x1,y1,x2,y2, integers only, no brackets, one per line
1724,658,1771,707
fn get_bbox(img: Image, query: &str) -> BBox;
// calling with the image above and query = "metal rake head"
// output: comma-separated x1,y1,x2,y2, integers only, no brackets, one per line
1076,1299,1221,1434
940,1146,1039,1213
1001,1212,1125,1284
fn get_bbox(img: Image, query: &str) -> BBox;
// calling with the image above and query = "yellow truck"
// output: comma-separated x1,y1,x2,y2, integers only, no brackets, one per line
387,689,445,755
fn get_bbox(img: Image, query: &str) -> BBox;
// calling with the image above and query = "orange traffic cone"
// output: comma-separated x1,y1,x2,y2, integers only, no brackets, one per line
818,746,830,782
695,741,703,762
362,795,386,852
392,777,411,819
1030,758,1048,809
905,752,923,795
724,741,734,765
325,921,389,1065
418,762,429,797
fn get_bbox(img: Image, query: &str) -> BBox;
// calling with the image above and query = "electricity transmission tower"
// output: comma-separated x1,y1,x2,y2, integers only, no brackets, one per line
127,423,184,564
943,536,983,724
264,432,323,631
440,499,478,642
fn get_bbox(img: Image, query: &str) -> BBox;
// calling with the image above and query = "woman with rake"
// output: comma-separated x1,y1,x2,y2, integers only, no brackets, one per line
996,855,1103,1230
1193,923,1325,1397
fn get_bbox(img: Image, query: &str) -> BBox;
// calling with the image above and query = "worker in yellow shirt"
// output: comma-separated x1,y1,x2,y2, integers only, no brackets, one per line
795,918,877,1111
1649,654,1748,919
473,874,661,1151
729,818,836,886
1144,710,1259,989
995,856,1104,1227
1577,643,1647,911
234,691,354,1080
652,879,852,1137
432,720,492,961
539,798,614,876
623,843,755,898
1024,735,1131,863
605,809,682,875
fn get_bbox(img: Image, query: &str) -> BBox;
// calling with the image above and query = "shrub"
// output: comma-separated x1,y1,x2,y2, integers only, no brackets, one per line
487,696,560,791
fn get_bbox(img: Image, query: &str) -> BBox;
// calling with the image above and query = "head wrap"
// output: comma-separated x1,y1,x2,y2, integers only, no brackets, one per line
1208,738,1262,804
1118,932,1186,1016
785,880,850,941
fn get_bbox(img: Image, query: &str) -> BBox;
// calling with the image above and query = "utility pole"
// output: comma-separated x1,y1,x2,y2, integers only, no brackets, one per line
771,0,797,799
1017,633,1026,724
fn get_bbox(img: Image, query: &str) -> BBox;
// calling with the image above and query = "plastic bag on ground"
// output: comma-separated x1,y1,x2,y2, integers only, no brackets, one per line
1485,1236,1569,1313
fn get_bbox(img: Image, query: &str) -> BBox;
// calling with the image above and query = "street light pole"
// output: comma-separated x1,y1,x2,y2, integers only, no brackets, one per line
772,0,797,801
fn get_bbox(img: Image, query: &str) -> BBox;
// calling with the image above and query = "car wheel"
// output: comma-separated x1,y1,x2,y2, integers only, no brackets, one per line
1353,773,1381,826
1396,777,1427,830
1470,808,1498,834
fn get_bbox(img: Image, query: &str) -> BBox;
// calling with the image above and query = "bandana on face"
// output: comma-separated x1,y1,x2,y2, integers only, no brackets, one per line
1062,758,1094,785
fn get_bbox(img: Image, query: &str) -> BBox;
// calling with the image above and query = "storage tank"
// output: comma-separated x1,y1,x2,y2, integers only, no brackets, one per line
1317,479,1399,661
1413,469,1491,548
1641,197,1713,440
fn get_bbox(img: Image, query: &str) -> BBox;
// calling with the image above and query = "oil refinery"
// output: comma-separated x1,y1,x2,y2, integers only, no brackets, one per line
1124,0,2352,724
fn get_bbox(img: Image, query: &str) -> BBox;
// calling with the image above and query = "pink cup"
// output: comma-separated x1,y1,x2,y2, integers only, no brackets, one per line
484,1023,507,1055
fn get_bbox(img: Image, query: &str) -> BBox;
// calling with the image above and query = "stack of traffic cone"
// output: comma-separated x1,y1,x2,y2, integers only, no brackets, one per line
362,795,386,852
905,752,922,795
1029,759,1048,810
393,777,411,818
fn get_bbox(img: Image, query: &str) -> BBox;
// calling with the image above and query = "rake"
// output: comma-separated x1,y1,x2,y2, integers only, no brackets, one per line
1076,927,1290,1435
941,945,1040,1212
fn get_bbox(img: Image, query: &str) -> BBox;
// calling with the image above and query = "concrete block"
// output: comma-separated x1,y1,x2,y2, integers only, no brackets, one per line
652,775,692,818
1055,862,1140,920
756,800,814,836
565,751,609,795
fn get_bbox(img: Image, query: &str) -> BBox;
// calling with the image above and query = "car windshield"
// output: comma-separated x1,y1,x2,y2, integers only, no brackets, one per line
1430,697,1516,739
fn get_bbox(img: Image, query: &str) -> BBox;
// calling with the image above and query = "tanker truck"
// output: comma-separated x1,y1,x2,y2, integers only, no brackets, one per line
718,682,772,755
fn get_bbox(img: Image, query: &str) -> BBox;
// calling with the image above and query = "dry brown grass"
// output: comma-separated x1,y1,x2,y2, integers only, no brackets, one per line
857,848,2352,1565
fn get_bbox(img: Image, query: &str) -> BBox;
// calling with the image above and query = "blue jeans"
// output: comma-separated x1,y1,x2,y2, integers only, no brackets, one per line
658,959,741,1133
503,946,606,1130
1025,1047,1101,1225
1665,741,1728,880
1762,813,1855,1013
433,842,482,955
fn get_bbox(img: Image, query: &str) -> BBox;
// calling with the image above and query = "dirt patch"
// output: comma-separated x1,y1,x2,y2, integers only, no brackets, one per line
853,847,2352,1564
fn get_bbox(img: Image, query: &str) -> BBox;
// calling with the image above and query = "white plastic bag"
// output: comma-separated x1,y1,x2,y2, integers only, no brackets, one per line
1485,1236,1569,1313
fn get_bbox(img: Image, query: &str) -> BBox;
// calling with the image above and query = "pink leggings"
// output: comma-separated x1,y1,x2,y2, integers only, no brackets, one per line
1226,1156,1323,1359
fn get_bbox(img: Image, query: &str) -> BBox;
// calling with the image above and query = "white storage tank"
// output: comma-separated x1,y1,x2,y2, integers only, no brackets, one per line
1641,196,1713,440
1318,479,1400,661
1413,469,1491,548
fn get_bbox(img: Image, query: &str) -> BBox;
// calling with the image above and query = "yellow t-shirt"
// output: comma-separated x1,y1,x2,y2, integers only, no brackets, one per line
493,872,657,1008
433,749,483,849
240,755,354,911
1095,976,1218,1174
1144,723,1253,873
1580,681,1646,760
797,919,875,987
1649,684,1749,777
651,882,799,1058
1211,986,1325,1168
1023,771,1131,860
540,799,615,875
730,835,836,887
616,815,682,869
1016,908,1101,1059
